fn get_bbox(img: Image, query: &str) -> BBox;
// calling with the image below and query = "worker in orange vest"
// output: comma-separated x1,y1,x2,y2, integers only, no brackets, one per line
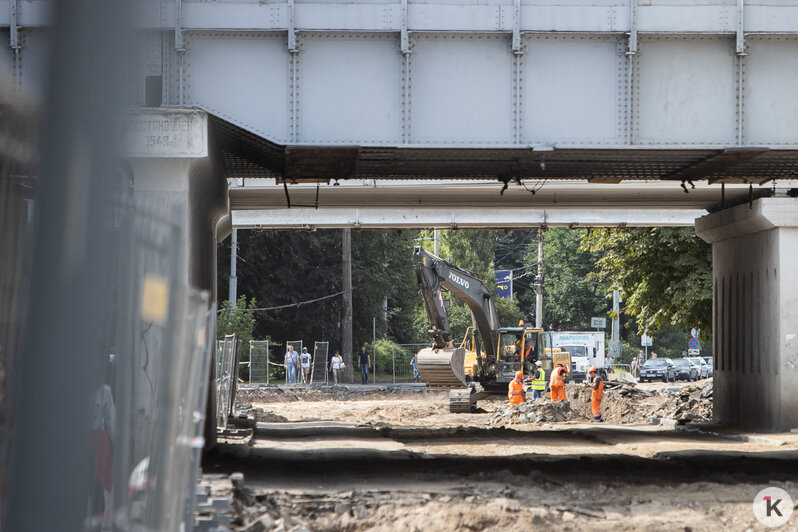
550,362,568,402
507,370,526,406
587,367,604,421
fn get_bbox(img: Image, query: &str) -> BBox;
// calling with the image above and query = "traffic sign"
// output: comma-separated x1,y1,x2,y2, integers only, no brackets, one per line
688,337,700,350
591,317,606,329
641,334,653,347
690,328,700,339
688,348,700,355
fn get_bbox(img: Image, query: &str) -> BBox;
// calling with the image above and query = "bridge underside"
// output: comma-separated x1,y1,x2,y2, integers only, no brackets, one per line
214,115,798,184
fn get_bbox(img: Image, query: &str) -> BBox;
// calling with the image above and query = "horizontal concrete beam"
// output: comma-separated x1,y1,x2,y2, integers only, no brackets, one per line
229,179,778,211
231,207,705,229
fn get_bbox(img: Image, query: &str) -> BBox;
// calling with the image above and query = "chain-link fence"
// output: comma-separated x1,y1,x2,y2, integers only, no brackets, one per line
374,343,430,384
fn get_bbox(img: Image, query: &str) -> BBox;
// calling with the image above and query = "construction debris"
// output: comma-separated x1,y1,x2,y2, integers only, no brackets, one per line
489,399,585,425
490,379,713,426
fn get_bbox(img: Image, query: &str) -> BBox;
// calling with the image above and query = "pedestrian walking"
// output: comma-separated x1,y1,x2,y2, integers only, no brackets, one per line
284,345,299,384
329,350,343,384
411,355,420,382
630,357,638,378
300,347,312,384
358,346,371,385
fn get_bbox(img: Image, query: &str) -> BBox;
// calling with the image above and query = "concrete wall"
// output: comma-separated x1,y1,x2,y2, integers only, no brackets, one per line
697,198,798,430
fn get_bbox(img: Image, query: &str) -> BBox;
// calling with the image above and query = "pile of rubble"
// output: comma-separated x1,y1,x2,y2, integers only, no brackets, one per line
490,379,713,426
488,399,587,425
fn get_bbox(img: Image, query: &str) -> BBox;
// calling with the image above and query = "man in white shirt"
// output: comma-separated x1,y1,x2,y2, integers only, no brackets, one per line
300,347,312,383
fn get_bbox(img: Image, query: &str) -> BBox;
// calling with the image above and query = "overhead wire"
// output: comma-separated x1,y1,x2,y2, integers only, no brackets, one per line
219,288,353,314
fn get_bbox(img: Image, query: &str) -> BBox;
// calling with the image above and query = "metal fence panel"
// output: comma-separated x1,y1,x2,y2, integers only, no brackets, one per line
217,334,240,427
312,341,330,383
250,340,270,384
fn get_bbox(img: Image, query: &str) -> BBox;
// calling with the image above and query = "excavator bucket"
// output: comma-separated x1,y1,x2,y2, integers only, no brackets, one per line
416,347,467,388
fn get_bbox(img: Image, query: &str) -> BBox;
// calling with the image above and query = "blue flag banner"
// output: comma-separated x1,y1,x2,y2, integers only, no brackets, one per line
494,270,512,299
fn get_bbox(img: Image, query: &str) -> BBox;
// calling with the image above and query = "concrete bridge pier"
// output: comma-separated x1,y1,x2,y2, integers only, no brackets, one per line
125,109,229,449
696,198,798,431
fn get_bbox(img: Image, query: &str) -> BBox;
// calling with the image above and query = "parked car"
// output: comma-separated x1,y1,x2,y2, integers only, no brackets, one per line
672,358,699,381
703,356,713,377
639,358,676,382
687,357,709,379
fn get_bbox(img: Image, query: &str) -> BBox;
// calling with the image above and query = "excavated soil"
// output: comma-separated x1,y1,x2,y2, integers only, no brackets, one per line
198,380,798,532
237,379,713,428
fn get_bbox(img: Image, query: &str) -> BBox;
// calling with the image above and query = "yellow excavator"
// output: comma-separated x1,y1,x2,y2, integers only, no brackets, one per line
413,247,569,412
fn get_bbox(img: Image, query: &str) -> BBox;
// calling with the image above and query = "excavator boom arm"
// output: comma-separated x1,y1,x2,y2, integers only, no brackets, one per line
412,246,499,360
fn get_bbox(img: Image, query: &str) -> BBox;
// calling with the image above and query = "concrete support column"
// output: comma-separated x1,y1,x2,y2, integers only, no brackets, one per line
696,198,798,431
124,109,229,448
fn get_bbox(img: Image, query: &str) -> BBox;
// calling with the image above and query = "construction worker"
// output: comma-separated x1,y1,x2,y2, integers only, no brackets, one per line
550,362,568,402
530,360,546,400
507,370,525,406
587,367,604,421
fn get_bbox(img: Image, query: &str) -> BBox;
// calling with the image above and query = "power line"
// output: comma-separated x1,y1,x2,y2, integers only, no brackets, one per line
219,288,353,314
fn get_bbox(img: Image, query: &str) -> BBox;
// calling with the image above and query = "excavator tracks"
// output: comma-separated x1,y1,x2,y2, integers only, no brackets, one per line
449,388,475,413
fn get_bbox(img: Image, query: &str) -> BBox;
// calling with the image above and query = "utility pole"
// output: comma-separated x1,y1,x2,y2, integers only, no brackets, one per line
535,227,544,328
433,229,439,256
610,289,621,361
342,229,353,383
228,228,237,307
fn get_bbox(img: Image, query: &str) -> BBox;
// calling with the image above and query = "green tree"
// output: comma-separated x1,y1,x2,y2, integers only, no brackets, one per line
441,230,495,284
519,228,610,330
494,229,538,313
218,229,423,355
352,230,421,348
581,227,712,337
216,294,257,346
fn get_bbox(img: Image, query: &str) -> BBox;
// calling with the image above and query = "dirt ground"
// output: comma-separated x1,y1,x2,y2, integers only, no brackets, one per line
236,379,713,427
197,381,798,532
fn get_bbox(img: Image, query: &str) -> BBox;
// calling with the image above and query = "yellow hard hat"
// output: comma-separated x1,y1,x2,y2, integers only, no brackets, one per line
515,371,524,380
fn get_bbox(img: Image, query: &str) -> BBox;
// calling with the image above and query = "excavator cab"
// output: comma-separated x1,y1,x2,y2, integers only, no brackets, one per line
495,327,543,383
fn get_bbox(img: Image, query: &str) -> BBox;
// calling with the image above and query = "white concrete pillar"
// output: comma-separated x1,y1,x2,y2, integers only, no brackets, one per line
122,108,229,449
696,198,798,431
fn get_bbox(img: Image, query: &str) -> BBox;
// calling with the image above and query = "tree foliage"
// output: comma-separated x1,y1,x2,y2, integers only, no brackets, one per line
520,228,610,330
581,227,712,337
216,294,257,346
217,229,421,356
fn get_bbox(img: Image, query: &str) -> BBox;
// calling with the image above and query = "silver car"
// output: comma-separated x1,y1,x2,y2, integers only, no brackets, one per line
686,357,709,379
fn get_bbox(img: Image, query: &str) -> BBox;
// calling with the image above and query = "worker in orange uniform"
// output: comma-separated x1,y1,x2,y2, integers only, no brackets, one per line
507,370,526,406
550,362,568,402
587,367,604,421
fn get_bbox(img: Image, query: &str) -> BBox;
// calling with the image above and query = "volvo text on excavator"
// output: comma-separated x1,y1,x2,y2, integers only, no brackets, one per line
412,246,569,412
